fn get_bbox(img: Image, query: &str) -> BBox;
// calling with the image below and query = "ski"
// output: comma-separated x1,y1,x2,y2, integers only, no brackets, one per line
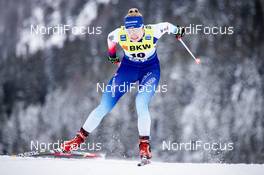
17,149,102,159
137,157,151,166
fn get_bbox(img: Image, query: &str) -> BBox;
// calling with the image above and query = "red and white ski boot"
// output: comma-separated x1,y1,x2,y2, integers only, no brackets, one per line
60,127,89,153
138,136,152,166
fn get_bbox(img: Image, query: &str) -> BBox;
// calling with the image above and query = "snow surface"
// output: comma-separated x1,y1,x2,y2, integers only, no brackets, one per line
0,156,263,175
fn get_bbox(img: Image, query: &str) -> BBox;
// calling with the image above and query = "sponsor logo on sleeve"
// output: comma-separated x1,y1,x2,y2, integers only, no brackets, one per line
109,35,114,41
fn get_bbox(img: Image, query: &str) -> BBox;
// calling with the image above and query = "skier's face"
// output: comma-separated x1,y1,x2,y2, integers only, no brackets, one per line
126,27,144,42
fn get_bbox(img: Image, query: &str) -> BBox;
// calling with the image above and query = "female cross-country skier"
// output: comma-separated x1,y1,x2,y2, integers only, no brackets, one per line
60,8,185,162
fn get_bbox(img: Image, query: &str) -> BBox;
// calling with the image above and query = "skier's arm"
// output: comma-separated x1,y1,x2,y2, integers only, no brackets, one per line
152,22,185,39
107,28,120,64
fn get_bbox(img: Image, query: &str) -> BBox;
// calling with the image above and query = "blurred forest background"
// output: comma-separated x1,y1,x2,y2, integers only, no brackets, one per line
0,0,263,163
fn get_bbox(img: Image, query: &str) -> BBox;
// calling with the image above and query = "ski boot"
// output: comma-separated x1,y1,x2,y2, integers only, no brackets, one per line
138,136,152,166
60,127,89,153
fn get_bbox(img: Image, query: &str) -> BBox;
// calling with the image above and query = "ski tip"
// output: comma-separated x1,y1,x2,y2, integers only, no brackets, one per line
137,163,142,166
137,161,151,166
83,152,100,158
137,158,151,166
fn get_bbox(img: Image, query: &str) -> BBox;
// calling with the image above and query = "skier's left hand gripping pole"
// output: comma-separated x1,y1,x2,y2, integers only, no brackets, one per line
176,26,201,64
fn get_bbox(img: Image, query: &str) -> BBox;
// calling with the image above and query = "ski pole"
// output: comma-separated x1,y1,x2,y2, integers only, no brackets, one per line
177,37,201,64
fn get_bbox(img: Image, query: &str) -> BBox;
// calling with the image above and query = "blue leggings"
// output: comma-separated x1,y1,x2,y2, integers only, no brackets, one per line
83,57,160,136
